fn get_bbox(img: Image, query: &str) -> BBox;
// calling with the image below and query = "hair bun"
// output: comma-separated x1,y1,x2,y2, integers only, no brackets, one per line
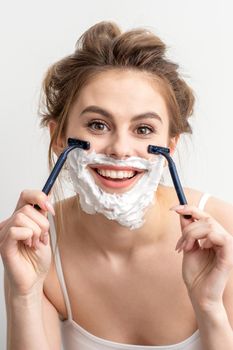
76,21,121,52
112,28,166,65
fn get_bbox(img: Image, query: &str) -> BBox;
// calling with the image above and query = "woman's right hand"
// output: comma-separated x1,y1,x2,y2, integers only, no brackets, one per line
0,190,55,296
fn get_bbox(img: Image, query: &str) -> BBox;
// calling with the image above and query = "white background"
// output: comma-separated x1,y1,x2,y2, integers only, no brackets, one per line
0,0,233,348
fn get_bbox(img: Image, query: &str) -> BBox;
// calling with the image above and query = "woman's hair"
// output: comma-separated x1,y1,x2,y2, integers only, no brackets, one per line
39,21,194,168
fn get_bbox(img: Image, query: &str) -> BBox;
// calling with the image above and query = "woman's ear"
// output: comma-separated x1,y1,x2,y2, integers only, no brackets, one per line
48,120,66,156
168,135,180,156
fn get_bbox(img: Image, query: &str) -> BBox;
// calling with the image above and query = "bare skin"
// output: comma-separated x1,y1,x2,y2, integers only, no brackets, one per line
2,69,233,348
43,186,211,345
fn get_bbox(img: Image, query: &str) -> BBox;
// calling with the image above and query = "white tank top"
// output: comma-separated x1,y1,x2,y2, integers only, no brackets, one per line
49,193,210,350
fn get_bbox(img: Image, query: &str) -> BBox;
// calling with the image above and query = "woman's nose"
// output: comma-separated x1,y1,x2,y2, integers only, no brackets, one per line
105,133,134,159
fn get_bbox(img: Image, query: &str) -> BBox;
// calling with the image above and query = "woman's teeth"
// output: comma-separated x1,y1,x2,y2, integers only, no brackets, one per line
96,169,136,179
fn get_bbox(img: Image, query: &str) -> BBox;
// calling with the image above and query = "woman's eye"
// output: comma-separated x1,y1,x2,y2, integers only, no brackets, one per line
136,125,154,135
87,121,109,132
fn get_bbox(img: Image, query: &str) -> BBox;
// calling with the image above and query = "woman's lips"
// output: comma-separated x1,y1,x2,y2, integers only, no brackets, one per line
89,165,145,190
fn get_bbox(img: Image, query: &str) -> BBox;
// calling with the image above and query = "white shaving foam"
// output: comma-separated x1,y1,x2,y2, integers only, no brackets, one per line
67,149,164,230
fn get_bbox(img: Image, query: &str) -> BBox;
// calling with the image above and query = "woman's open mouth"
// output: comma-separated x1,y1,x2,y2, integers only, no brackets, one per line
89,165,145,190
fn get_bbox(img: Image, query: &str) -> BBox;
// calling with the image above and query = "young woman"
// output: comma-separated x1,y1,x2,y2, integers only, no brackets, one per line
1,21,233,350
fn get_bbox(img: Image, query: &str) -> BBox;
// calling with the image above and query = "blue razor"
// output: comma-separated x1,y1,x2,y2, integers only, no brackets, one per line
34,138,90,211
41,138,90,195
148,145,191,219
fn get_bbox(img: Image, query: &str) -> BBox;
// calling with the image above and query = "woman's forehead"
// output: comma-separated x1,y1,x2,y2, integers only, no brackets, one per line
69,70,169,123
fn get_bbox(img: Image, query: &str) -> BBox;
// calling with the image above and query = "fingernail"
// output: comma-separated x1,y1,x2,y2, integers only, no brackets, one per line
33,238,40,250
45,201,55,216
25,237,32,247
183,240,190,252
170,205,185,211
175,237,184,250
178,241,186,253
36,238,40,249
41,233,49,245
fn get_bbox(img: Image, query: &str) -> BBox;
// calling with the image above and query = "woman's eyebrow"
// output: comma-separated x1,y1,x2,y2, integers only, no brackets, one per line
132,113,162,124
80,106,111,119
80,105,163,124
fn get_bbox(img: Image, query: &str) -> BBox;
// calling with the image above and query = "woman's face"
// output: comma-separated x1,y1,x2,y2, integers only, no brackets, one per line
64,69,177,193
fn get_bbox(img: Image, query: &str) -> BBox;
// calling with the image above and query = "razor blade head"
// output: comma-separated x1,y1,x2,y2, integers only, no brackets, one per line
68,138,90,150
148,145,170,155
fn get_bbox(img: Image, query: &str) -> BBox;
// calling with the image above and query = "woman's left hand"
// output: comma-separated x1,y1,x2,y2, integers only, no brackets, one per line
172,204,233,306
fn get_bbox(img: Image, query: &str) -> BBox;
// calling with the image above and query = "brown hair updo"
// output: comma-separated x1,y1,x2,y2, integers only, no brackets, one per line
40,21,194,167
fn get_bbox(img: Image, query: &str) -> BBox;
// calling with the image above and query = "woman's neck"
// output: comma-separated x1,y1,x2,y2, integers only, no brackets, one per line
67,186,169,259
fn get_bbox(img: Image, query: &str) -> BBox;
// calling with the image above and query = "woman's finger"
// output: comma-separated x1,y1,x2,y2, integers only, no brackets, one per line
39,232,49,246
179,227,230,253
15,205,50,233
176,227,211,252
13,212,43,237
0,218,10,230
171,204,210,221
15,190,54,214
9,226,34,241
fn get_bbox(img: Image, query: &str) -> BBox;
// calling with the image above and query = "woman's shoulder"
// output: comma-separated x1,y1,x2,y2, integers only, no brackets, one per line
184,187,233,232
184,186,232,209
161,185,233,217
159,185,208,208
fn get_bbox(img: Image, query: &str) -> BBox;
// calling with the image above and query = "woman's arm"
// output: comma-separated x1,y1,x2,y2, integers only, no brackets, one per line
0,190,59,350
5,273,61,350
190,296,233,350
172,198,233,349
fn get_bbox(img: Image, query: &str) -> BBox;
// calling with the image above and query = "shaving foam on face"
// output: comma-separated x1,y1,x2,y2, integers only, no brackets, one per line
67,149,165,230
